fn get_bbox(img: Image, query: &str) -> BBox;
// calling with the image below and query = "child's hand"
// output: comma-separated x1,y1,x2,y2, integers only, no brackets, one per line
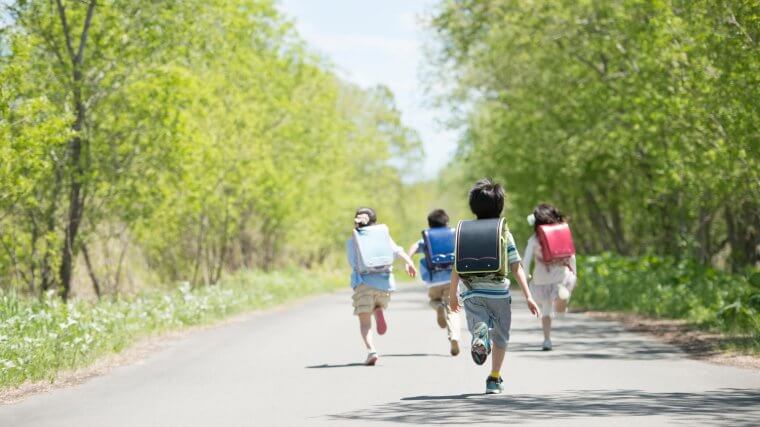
449,294,461,313
526,297,541,318
405,263,417,278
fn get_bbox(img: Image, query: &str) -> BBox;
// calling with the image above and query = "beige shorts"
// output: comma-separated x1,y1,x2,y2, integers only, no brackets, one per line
352,284,391,315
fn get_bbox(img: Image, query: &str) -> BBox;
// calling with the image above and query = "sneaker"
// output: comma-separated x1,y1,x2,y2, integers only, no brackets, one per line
470,322,491,365
365,352,379,366
542,338,552,351
450,339,460,356
436,305,447,329
485,376,504,394
374,308,387,335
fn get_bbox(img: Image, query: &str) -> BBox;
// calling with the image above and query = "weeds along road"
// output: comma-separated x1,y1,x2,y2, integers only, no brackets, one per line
1,285,759,426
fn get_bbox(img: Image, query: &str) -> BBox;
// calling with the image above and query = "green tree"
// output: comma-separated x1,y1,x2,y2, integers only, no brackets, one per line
428,0,759,268
1,0,428,296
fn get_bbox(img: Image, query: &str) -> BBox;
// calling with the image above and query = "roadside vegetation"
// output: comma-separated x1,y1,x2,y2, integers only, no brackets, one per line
573,255,760,351
0,269,343,388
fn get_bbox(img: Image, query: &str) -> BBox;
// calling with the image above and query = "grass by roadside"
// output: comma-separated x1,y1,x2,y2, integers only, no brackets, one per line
573,254,760,354
0,269,343,389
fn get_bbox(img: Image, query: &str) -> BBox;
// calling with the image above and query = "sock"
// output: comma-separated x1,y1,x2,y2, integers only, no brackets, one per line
489,371,500,380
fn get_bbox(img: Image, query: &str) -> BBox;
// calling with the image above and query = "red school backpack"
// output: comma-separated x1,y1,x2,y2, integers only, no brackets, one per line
537,223,576,267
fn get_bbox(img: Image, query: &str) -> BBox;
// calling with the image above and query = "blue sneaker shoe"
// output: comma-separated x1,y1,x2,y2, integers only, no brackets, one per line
470,322,491,365
485,376,504,394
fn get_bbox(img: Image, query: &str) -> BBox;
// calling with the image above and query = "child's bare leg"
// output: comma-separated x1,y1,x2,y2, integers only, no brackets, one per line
542,315,552,340
444,303,461,341
358,313,374,351
491,345,506,375
555,298,568,314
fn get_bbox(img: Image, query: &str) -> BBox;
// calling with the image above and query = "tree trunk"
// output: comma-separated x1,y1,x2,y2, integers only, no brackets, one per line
55,0,97,300
191,213,206,286
82,244,101,299
59,138,85,300
212,205,231,284
609,202,628,255
28,216,39,294
696,206,713,265
583,190,617,252
40,168,62,293
727,200,760,270
113,238,130,293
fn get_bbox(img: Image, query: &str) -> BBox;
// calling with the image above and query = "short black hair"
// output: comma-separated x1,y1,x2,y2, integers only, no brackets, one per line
468,178,504,219
533,203,564,232
427,209,449,228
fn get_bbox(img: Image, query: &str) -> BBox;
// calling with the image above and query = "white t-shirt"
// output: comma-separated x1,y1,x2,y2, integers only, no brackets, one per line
521,235,576,286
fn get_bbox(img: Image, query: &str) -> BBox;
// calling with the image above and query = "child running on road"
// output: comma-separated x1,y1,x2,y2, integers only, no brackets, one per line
407,209,461,356
522,204,578,351
347,207,417,366
449,179,540,394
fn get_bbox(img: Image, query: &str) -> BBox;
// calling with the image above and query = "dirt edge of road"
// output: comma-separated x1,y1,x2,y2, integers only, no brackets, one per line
0,293,330,405
583,311,759,370
0,329,187,405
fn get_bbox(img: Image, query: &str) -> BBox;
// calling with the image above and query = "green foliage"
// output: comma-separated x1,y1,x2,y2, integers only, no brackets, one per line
0,269,342,387
428,0,760,270
0,0,424,296
574,254,760,335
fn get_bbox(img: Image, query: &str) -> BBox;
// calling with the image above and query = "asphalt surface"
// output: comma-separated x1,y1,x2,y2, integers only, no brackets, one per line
1,285,759,426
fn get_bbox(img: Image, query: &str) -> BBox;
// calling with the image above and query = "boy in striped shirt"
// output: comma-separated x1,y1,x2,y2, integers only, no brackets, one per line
449,179,540,394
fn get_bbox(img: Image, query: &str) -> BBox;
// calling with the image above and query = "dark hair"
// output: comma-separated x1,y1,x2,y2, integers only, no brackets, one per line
468,178,505,219
427,209,449,228
533,203,565,233
354,207,377,228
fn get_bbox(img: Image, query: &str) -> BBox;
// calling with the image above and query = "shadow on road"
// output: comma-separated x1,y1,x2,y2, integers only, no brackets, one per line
330,388,760,425
382,353,449,358
509,320,684,361
306,363,366,369
306,354,449,369
507,341,679,360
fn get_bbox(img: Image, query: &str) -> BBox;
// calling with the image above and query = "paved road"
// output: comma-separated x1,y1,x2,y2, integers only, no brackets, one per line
2,286,759,426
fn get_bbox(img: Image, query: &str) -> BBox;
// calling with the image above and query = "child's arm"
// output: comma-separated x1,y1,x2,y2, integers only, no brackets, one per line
406,242,420,260
521,237,534,280
449,270,461,312
391,238,417,278
346,239,356,270
511,262,540,317
398,250,417,278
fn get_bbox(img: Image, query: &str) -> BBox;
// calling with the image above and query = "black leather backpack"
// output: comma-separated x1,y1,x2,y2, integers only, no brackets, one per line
454,218,508,285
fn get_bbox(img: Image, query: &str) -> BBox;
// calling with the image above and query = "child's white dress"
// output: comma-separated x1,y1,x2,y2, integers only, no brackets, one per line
522,235,577,317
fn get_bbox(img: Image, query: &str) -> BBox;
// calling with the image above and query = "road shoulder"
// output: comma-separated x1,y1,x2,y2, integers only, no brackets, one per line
583,311,759,370
0,290,341,405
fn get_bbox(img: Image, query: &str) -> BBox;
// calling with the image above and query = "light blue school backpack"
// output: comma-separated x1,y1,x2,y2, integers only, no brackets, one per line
352,224,395,274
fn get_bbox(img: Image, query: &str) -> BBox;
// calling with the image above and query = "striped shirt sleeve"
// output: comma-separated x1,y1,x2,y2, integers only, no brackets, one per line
506,232,521,265
415,239,425,254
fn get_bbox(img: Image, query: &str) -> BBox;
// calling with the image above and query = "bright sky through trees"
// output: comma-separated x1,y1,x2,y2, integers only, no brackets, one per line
279,0,458,179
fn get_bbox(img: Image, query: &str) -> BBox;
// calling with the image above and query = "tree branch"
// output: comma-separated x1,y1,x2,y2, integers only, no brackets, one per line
727,9,754,45
54,0,76,60
74,0,97,65
38,28,69,71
